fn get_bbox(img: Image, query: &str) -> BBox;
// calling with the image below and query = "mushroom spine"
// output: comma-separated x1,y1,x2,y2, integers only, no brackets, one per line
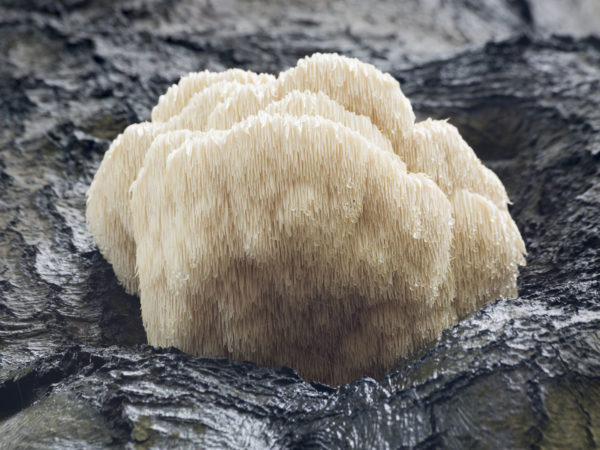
86,53,526,385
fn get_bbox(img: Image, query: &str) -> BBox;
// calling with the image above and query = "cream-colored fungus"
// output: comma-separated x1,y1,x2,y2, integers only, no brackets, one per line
87,80,246,294
151,69,276,122
131,113,453,384
404,119,510,210
278,53,415,142
87,85,397,295
87,53,526,385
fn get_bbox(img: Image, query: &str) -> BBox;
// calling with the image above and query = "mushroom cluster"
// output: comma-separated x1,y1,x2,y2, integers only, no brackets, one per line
87,54,526,385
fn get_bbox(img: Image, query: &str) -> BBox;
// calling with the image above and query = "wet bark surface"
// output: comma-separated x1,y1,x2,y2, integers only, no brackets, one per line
1,0,599,447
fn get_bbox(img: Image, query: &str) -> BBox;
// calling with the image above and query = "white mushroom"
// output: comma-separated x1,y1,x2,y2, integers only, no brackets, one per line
86,53,526,385
151,69,276,122
130,113,454,384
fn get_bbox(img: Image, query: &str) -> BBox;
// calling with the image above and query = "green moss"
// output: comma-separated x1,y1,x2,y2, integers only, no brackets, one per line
192,423,207,435
132,415,153,446
538,376,600,449
83,113,130,141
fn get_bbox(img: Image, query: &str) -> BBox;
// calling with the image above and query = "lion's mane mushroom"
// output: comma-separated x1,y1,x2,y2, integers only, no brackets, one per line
86,53,526,385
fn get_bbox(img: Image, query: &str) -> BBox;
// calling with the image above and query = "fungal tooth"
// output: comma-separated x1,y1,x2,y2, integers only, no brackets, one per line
86,53,526,386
